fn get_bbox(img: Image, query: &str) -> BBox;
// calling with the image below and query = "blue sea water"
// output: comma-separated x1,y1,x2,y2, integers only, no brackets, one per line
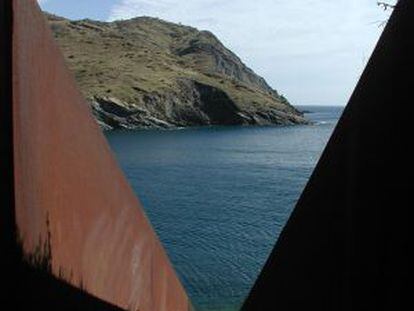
106,106,344,311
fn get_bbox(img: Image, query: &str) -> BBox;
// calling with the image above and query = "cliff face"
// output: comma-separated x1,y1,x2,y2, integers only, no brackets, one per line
47,13,307,129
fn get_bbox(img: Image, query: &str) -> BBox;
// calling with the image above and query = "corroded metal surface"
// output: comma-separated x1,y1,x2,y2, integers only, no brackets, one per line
11,1,191,310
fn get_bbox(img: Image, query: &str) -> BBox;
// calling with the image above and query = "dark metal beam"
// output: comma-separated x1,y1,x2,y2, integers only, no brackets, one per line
0,1,18,305
243,0,412,309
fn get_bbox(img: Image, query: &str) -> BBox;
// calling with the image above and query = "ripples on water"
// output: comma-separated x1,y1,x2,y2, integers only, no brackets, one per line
106,106,343,311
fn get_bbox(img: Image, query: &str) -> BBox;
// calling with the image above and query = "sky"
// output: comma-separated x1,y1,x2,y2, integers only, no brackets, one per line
38,0,394,106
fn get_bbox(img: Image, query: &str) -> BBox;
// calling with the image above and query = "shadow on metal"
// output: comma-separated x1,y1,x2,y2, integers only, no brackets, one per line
1,1,192,310
243,0,411,310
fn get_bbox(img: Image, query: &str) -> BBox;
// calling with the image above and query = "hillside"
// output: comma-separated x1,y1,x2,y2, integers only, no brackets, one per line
47,13,307,129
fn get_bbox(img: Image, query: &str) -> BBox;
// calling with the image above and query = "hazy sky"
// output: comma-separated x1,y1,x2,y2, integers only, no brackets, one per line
38,0,394,106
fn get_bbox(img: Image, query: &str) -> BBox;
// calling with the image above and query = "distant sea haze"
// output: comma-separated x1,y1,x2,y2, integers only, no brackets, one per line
106,106,343,311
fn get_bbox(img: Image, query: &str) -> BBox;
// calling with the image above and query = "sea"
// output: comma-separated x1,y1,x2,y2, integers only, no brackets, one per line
106,105,344,311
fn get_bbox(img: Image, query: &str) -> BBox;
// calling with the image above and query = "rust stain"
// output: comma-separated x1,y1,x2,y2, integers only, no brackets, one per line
11,0,192,309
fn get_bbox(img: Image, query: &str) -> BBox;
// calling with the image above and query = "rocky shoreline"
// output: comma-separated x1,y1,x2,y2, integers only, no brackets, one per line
90,85,308,130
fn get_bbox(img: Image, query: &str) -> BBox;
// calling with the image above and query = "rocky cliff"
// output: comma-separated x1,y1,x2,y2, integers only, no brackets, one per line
47,13,307,129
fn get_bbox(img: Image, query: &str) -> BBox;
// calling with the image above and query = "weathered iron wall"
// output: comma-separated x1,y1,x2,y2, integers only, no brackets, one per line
2,0,192,310
243,1,412,310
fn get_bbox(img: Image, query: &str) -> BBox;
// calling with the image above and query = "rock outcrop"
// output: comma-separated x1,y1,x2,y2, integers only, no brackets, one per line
47,13,307,129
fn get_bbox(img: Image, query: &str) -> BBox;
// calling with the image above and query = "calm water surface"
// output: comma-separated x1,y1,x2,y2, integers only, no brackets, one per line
106,106,343,311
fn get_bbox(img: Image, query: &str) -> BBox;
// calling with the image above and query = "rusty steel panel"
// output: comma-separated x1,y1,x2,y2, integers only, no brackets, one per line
10,1,192,310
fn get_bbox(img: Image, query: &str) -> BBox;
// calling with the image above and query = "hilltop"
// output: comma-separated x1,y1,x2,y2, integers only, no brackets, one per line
47,13,307,129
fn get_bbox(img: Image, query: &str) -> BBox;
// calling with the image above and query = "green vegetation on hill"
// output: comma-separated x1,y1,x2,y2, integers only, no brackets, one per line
47,13,307,129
